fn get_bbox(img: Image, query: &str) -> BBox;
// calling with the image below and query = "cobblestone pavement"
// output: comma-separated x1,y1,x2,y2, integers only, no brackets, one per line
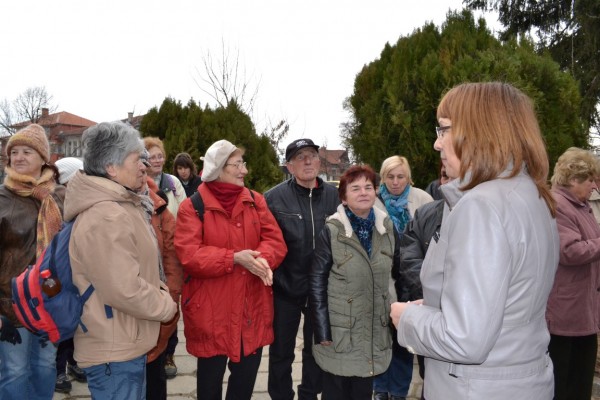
53,318,424,399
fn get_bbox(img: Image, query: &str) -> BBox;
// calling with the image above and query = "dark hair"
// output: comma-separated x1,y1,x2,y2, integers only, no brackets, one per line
173,152,198,178
338,164,376,202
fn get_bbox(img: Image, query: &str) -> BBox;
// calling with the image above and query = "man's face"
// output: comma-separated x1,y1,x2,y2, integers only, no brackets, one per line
287,148,320,187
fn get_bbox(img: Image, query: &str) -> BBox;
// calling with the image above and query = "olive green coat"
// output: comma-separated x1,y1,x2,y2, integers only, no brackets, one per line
310,204,395,377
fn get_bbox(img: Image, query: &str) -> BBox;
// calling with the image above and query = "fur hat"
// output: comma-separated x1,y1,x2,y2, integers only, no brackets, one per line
200,139,237,182
6,124,50,163
55,157,83,185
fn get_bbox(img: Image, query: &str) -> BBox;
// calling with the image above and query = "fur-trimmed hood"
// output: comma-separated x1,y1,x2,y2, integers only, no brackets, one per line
327,203,390,238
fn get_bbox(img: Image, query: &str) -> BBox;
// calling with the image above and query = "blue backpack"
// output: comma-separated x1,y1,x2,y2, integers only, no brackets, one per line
10,220,107,343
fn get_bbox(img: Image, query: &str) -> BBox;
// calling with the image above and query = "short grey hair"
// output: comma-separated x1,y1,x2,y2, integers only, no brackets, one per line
82,121,144,177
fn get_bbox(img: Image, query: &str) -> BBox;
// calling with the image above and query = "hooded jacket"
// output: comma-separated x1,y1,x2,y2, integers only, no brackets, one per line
174,183,287,361
64,171,177,368
397,170,559,399
310,204,396,377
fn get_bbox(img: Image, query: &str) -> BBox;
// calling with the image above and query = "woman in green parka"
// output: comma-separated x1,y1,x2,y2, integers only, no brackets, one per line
309,164,398,400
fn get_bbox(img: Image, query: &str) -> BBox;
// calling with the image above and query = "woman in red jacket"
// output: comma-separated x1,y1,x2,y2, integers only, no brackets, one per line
174,139,287,400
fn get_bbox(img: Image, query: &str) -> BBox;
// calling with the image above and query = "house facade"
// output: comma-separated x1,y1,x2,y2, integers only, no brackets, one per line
279,147,350,184
0,110,144,183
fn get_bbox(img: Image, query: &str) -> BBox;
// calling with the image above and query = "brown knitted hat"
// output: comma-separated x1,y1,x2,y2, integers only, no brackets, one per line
6,124,50,163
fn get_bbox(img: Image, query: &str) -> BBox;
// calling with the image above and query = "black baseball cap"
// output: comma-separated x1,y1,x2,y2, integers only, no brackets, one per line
285,138,320,162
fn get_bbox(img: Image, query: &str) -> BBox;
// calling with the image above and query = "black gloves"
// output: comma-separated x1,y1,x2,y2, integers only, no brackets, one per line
0,315,22,345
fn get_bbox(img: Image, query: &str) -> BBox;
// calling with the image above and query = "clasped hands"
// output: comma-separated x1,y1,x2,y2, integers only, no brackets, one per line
234,249,273,286
390,299,424,328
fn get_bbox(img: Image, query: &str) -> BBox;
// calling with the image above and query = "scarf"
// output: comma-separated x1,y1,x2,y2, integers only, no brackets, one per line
138,185,167,283
205,181,244,216
4,166,63,258
379,184,411,234
345,206,375,257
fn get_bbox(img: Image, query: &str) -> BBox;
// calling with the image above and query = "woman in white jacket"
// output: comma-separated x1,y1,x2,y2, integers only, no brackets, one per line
391,82,559,399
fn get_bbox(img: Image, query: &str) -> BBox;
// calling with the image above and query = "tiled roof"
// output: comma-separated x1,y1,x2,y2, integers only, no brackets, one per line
12,111,96,129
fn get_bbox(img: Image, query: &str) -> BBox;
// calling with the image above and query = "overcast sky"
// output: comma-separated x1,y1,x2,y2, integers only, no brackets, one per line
1,0,497,149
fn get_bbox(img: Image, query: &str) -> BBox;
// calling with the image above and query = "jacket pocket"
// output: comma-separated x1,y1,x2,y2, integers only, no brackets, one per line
329,311,356,353
375,302,393,351
181,282,213,339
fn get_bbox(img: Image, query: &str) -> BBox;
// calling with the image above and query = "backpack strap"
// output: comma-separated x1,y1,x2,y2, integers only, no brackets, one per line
190,191,204,222
190,189,255,222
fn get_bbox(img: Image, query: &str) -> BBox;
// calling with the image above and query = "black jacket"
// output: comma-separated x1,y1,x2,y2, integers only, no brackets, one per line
396,199,444,301
264,177,340,300
179,175,202,198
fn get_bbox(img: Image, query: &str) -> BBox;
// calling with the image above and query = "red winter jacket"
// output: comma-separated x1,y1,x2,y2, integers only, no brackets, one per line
174,183,287,361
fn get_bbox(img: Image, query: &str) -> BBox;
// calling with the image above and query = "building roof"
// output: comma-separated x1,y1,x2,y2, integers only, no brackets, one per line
319,148,347,165
12,111,96,129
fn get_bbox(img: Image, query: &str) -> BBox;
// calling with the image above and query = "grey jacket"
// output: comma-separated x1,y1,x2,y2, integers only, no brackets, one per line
397,169,559,399
309,204,395,377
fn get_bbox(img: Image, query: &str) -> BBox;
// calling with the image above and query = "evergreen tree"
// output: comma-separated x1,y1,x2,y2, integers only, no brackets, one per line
139,99,283,193
344,9,587,187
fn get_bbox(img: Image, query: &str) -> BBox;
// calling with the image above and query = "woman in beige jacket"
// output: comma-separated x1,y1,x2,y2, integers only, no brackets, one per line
64,121,177,400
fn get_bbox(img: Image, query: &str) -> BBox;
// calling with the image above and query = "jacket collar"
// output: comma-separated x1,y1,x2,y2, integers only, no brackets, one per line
552,185,589,208
291,176,324,196
441,165,524,210
328,204,388,238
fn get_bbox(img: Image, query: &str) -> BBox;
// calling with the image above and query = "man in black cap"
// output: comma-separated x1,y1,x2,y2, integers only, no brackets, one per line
264,138,340,400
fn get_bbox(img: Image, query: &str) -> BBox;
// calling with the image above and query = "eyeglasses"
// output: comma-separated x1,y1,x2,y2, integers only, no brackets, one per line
294,152,319,162
225,161,247,170
149,154,164,162
435,125,451,139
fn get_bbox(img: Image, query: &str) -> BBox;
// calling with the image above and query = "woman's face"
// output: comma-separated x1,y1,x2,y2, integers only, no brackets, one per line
384,164,409,195
434,118,460,179
9,145,45,178
177,166,191,181
147,146,165,178
217,153,247,187
107,151,147,191
343,176,376,218
568,176,598,202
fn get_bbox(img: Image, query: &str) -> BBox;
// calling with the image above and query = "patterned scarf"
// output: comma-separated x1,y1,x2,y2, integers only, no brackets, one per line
4,166,63,257
379,184,411,234
345,206,375,257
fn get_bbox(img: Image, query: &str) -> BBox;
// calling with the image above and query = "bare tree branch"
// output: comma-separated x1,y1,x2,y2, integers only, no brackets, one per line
1,86,57,137
193,40,260,117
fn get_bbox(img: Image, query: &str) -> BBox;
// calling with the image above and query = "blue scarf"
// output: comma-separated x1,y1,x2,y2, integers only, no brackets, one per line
379,184,411,234
345,206,375,257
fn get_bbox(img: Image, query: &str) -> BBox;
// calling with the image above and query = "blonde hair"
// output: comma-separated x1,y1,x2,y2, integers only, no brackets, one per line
437,82,555,216
143,136,166,157
551,147,600,187
379,156,413,185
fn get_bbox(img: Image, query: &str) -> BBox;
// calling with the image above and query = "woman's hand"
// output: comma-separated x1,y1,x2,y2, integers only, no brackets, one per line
234,250,273,286
390,299,423,328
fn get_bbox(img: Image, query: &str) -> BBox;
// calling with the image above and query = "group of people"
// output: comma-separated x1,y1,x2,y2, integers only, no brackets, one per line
0,80,599,400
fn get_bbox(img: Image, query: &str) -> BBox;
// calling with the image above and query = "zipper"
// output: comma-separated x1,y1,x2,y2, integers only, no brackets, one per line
309,188,315,249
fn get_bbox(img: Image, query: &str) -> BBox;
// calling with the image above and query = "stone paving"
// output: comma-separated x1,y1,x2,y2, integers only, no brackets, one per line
53,318,424,399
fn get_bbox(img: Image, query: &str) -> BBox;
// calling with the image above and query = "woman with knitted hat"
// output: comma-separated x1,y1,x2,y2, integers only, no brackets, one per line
174,139,287,399
0,123,65,400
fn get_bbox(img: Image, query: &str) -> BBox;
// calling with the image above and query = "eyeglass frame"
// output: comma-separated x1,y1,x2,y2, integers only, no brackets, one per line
225,161,247,170
435,125,451,139
148,154,165,162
